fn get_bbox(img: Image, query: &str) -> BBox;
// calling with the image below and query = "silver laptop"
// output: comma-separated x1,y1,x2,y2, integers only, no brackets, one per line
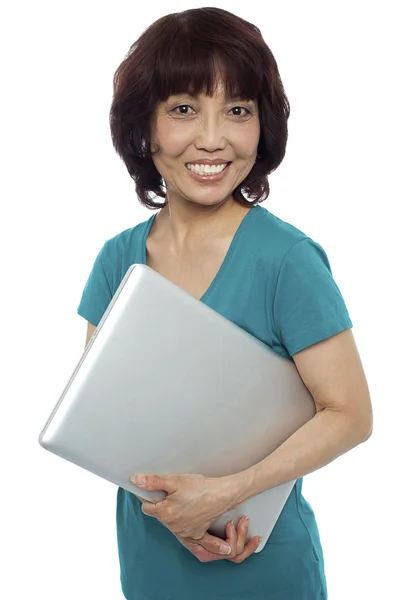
39,264,315,552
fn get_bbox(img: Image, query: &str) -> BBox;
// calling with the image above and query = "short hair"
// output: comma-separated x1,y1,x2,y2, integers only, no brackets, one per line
109,7,290,209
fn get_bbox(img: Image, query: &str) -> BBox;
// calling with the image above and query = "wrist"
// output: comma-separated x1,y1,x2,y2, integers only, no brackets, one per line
219,468,257,511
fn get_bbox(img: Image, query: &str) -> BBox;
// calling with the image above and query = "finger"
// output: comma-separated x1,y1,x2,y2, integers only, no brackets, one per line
130,474,176,493
236,517,249,555
188,531,232,557
177,535,226,563
226,521,239,557
229,536,262,564
141,500,162,518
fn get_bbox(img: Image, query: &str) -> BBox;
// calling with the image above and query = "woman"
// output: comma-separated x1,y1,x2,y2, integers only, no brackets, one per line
77,7,373,600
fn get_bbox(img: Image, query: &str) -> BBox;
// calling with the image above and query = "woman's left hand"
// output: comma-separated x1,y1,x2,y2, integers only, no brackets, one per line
130,472,239,541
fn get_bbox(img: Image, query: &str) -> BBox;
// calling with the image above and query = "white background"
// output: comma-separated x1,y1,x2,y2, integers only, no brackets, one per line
1,1,397,599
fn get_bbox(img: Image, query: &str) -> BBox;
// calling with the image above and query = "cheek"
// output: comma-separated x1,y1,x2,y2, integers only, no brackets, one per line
231,124,260,158
155,122,193,157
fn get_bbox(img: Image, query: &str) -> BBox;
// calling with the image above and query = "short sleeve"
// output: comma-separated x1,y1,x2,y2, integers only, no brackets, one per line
77,242,113,327
272,238,353,356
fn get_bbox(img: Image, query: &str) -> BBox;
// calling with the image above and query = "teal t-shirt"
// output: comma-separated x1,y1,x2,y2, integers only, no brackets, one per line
77,204,353,600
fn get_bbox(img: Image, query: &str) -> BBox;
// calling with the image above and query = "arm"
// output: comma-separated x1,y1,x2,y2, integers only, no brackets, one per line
85,322,97,348
138,328,373,533
226,328,373,506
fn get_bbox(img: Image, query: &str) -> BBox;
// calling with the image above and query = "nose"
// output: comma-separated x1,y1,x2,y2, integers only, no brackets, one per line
194,113,227,153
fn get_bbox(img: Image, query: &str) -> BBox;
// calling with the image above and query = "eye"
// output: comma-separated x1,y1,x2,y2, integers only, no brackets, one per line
171,105,195,116
229,106,251,117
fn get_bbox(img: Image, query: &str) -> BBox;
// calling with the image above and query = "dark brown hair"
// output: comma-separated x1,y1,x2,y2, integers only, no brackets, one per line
109,7,290,209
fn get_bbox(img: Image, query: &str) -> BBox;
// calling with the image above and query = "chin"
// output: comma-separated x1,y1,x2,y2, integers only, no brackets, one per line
183,194,233,208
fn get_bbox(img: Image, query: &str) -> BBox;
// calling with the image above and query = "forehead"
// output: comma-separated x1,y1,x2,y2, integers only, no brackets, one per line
152,51,261,104
163,81,256,104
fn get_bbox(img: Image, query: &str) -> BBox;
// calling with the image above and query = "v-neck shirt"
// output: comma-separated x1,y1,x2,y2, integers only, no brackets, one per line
77,204,352,599
140,206,256,304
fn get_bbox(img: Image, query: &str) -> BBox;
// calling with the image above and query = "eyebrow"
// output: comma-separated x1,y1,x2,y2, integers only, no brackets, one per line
168,94,255,102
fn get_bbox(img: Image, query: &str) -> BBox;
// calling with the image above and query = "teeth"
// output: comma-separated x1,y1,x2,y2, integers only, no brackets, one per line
187,162,228,175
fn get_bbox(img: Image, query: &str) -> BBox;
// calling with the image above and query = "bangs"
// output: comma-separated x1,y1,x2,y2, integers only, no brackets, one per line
151,23,264,102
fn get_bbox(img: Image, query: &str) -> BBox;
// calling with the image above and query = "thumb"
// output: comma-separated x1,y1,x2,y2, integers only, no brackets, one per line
130,473,175,493
193,532,232,557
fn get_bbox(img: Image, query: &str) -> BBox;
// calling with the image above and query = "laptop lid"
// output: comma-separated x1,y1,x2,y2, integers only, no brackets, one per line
39,264,315,552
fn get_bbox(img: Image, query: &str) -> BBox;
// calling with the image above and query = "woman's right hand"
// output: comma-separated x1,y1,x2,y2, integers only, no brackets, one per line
174,517,261,563
135,495,260,563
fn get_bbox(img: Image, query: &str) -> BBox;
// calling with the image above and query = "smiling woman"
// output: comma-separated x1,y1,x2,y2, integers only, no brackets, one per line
147,87,260,208
76,6,372,600
109,7,290,210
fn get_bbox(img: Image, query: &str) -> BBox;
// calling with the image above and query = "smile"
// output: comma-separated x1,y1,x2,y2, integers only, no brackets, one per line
185,162,232,183
186,162,230,176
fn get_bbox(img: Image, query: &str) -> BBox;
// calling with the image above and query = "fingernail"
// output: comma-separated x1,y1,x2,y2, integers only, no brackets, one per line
221,544,231,555
257,537,263,546
132,475,146,486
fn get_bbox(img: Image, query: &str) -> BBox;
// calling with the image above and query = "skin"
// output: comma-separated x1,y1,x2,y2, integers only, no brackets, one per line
137,490,259,564
147,79,260,254
150,81,259,210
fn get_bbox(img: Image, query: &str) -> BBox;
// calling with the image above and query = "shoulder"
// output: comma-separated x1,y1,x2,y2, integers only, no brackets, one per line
249,205,329,271
101,213,155,263
92,213,155,296
251,205,308,247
